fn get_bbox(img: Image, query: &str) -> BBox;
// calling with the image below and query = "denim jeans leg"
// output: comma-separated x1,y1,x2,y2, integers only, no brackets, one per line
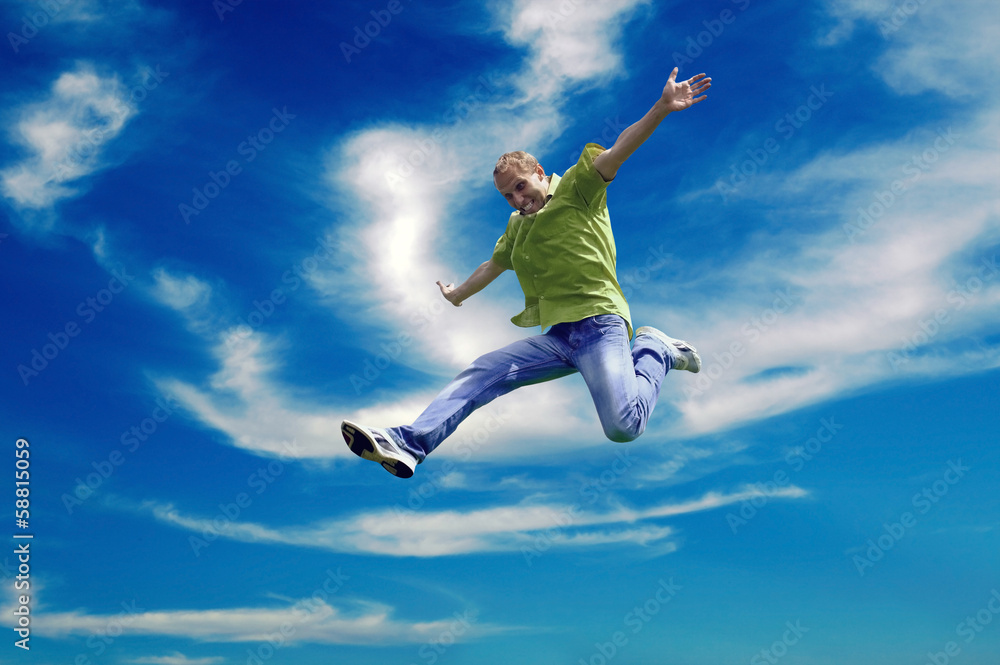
572,315,670,442
390,332,576,461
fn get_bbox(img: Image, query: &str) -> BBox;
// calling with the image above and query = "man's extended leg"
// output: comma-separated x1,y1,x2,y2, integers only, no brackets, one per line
343,331,577,476
388,332,576,461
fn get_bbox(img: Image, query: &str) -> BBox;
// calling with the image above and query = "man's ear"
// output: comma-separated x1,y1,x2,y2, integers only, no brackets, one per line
535,163,546,178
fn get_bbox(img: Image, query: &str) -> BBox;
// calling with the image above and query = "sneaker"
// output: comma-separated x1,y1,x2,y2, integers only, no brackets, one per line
341,420,417,478
634,326,702,373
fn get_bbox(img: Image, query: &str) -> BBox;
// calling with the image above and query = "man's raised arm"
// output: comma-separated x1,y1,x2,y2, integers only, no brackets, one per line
593,67,711,182
437,258,507,307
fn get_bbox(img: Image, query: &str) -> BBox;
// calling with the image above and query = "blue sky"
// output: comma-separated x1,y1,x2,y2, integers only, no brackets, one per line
2,0,999,663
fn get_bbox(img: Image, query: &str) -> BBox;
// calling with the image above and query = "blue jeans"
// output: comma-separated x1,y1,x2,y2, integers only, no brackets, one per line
388,314,674,462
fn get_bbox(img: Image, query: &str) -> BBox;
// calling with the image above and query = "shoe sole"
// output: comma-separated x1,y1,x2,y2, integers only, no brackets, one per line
341,420,414,478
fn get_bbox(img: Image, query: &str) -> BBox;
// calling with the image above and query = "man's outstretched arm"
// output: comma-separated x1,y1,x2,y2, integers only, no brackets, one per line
437,258,506,307
593,67,711,182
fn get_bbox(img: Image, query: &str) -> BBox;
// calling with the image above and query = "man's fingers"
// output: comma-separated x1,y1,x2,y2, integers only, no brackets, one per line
690,79,712,96
668,66,678,82
436,280,462,305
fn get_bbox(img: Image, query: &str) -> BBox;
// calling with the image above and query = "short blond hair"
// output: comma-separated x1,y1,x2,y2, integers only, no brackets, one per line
494,151,538,176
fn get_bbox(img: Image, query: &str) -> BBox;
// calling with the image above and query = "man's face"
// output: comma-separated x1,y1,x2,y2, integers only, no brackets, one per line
494,163,549,215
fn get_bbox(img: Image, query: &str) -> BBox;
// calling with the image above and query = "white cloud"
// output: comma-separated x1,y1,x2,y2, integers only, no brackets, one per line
128,654,224,665
144,484,807,557
1,64,134,210
151,268,213,311
671,109,1000,434
498,0,651,102
8,0,161,28
33,595,508,645
11,563,485,649
821,0,1000,99
656,1,1000,433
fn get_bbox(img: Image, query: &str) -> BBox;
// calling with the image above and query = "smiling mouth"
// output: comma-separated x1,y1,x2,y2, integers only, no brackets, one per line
520,200,534,214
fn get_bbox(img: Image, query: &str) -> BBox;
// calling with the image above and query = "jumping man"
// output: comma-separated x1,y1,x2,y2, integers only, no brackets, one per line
342,67,712,478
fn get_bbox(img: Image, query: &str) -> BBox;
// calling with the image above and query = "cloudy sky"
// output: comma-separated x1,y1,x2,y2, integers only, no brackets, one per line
2,0,999,663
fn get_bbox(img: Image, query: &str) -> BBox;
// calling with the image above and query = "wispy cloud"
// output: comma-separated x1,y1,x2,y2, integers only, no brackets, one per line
1,64,134,212
657,1,1000,434
822,0,999,99
7,0,148,25
143,484,807,557
497,0,652,102
127,654,224,665
33,596,510,645
671,111,1000,435
151,268,213,313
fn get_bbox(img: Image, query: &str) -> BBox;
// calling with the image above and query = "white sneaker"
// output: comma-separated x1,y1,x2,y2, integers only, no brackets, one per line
341,420,417,478
634,326,702,373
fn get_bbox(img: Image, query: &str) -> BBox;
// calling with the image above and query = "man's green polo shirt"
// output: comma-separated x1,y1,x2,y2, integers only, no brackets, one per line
491,143,633,338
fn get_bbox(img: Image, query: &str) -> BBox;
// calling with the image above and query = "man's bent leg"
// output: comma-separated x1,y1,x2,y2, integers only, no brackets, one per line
572,315,671,442
389,333,575,460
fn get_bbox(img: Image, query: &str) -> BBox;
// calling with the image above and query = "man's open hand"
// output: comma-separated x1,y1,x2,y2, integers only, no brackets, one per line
437,280,463,307
660,67,711,112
